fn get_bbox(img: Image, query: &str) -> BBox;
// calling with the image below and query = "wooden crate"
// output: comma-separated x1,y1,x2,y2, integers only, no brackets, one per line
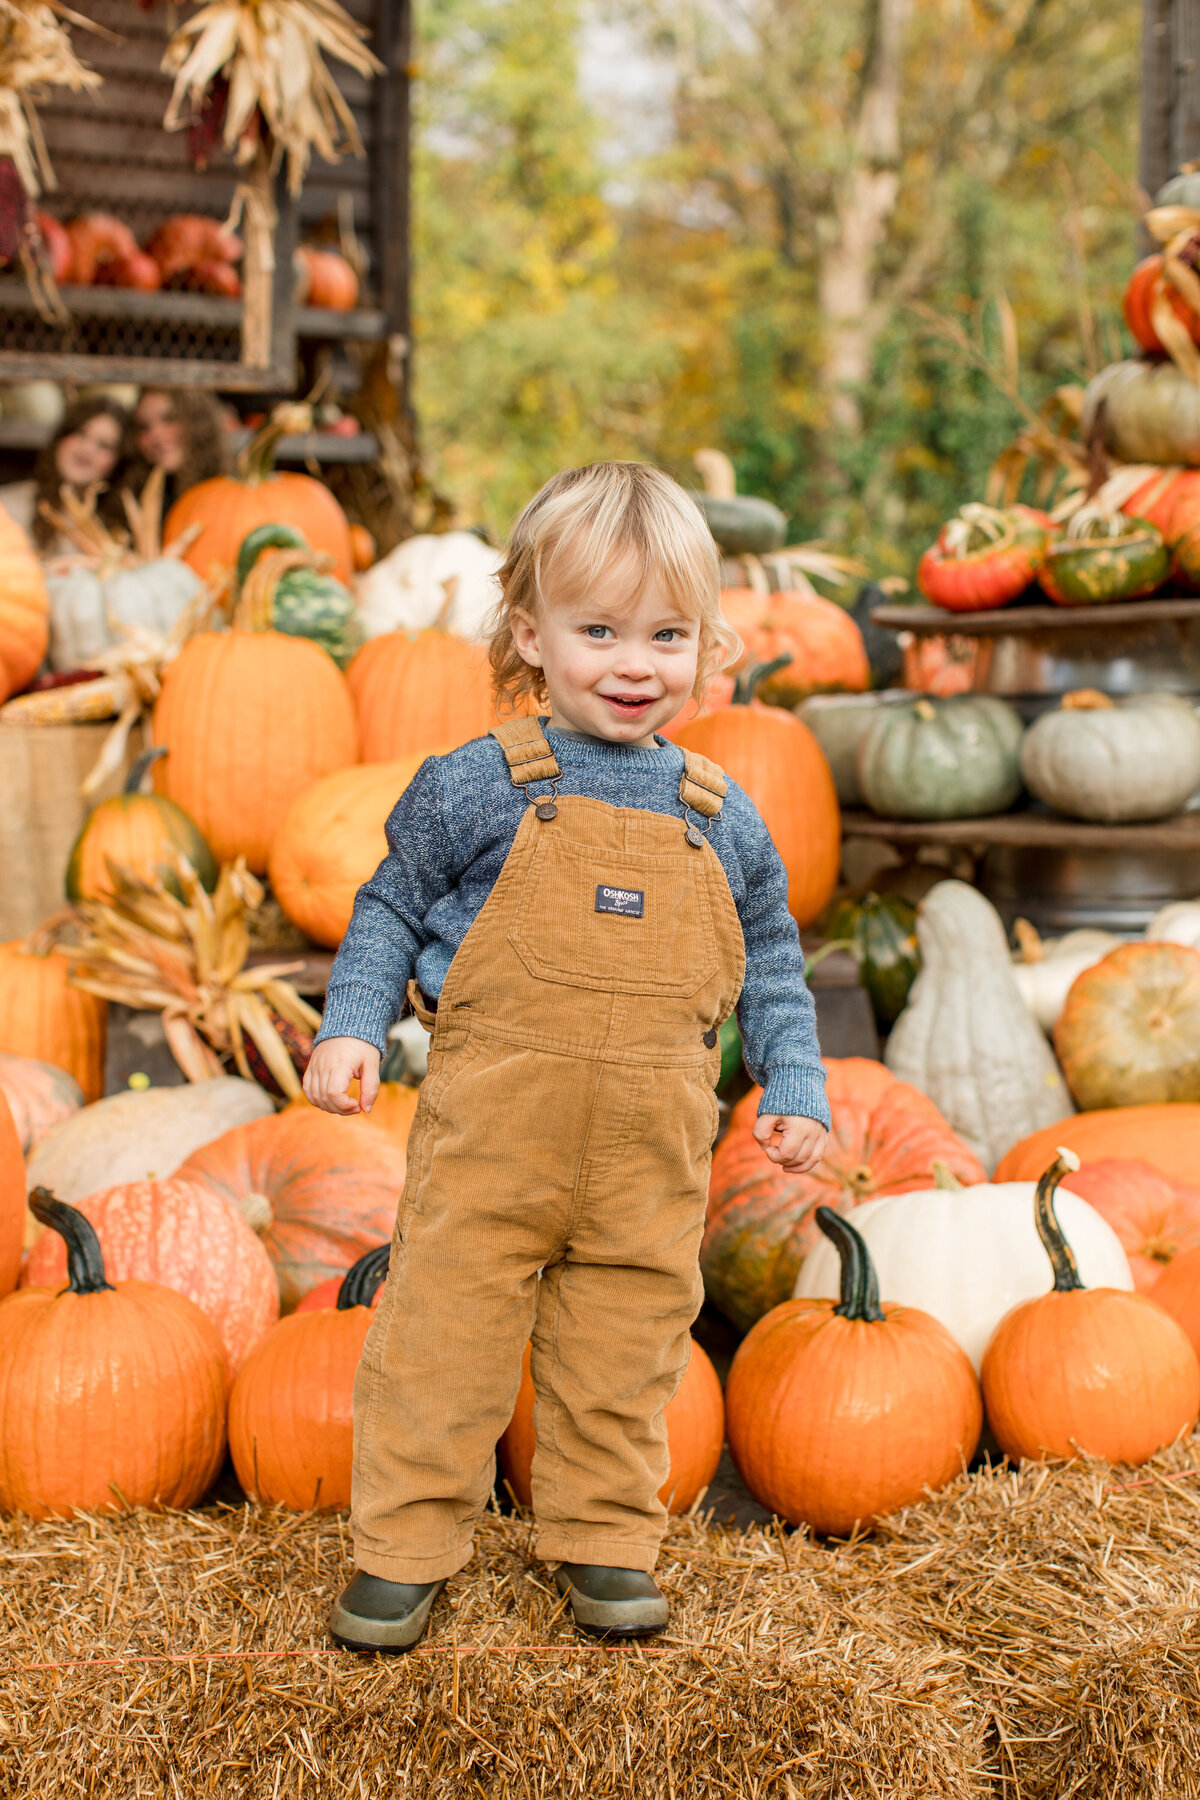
0,721,145,940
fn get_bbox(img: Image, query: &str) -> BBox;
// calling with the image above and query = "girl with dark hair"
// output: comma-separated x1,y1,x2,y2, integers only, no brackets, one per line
0,396,128,552
123,387,231,511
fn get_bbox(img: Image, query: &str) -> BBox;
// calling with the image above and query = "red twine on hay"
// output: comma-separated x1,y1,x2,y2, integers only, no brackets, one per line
7,1641,685,1676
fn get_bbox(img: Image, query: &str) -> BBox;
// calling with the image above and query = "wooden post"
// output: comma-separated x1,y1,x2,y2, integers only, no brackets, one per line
375,0,413,411
240,144,278,371
1141,0,1200,200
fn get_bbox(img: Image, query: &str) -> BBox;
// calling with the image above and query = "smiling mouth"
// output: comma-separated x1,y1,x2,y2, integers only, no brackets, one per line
601,694,655,714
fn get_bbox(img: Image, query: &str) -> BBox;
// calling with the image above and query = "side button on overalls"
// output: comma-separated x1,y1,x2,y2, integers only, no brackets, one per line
351,718,746,1582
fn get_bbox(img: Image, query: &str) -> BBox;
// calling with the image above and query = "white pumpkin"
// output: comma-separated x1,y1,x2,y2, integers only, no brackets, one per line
45,556,204,672
1147,899,1200,951
1010,923,1122,1033
794,1179,1134,1370
885,880,1074,1173
1020,690,1200,824
357,530,503,644
26,1077,275,1203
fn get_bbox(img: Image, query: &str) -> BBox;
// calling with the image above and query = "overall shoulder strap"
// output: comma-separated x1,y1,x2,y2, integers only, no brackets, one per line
490,717,561,788
679,748,727,819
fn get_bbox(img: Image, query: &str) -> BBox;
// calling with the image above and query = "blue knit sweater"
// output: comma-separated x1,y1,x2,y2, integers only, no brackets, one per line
316,725,830,1127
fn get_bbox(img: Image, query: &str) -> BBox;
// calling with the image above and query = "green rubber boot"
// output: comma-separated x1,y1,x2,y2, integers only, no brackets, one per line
329,1572,446,1652
554,1563,669,1639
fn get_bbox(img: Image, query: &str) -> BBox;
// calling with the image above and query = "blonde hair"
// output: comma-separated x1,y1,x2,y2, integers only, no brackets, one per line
489,461,739,709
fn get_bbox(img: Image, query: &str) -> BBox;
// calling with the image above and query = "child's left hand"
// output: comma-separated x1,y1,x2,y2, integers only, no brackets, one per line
752,1114,828,1175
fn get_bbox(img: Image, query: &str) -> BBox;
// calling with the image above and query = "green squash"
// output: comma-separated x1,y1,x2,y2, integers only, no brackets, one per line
820,891,920,1029
235,523,363,667
857,695,1024,821
1038,512,1168,607
716,1014,744,1093
691,492,787,556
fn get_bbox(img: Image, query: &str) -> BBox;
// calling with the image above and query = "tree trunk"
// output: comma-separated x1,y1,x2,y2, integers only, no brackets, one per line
816,0,909,434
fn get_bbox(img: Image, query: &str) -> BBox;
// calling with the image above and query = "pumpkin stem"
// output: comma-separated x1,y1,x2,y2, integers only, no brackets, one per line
1061,688,1116,712
28,1187,114,1295
1013,918,1044,964
337,1244,390,1310
433,575,459,633
1033,1150,1085,1293
913,699,937,722
124,745,168,795
932,1161,963,1191
732,656,789,706
815,1205,886,1323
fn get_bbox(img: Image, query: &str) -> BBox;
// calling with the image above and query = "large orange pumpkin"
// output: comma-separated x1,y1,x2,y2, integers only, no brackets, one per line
286,1079,419,1156
720,590,869,707
152,630,359,871
981,1152,1200,1464
163,429,354,586
1054,942,1200,1110
0,1091,23,1299
674,686,840,927
702,1058,987,1332
228,1244,388,1509
347,627,507,762
180,1108,405,1310
0,933,107,1102
269,755,429,947
0,509,49,703
1059,1158,1200,1292
996,1106,1200,1188
725,1206,981,1535
498,1338,725,1517
20,1174,279,1375
0,1189,228,1518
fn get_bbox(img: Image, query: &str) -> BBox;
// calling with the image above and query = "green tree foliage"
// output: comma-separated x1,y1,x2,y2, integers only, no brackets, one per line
413,0,1142,570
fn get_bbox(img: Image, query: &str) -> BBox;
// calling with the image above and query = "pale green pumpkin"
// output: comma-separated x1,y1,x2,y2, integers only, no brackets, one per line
857,695,1024,821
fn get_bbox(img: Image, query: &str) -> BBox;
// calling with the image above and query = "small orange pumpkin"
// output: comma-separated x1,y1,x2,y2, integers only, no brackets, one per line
295,245,360,312
347,626,506,762
498,1338,725,1516
268,755,429,947
725,1206,982,1535
0,508,50,704
228,1244,388,1509
720,589,869,707
0,928,107,1102
0,1189,228,1518
349,523,376,571
65,747,218,902
981,1151,1200,1464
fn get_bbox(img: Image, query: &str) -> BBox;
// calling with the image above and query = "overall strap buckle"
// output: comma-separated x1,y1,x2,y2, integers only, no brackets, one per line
490,718,562,815
679,749,726,846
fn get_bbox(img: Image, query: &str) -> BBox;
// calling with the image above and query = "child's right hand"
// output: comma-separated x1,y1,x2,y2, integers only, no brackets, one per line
303,1037,381,1115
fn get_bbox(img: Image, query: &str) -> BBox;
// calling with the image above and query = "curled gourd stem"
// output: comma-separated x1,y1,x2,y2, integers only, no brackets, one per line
336,1243,390,1311
731,656,790,706
815,1205,886,1323
28,1187,114,1295
932,1161,963,1192
940,503,1016,558
124,745,168,795
1033,1150,1085,1293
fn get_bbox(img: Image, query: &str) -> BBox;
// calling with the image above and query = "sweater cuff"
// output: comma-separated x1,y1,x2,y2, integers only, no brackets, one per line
757,1066,831,1130
315,983,398,1055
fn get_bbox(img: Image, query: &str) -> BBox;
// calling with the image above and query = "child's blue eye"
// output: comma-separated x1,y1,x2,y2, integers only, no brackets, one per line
654,629,679,642
585,625,611,639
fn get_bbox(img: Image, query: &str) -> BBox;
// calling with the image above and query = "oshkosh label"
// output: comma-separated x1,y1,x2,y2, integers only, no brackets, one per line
595,884,645,918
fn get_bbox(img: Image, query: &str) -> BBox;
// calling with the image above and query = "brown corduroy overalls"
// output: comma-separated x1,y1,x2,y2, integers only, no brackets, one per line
351,718,746,1582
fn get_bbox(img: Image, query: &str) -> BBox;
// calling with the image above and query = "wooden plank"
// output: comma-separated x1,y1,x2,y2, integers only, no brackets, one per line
0,278,242,326
840,807,1200,852
0,352,288,390
294,305,387,341
869,596,1200,634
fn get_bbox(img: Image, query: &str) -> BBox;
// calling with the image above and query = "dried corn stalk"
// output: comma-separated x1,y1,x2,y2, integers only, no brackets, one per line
162,0,383,195
62,853,320,1097
0,1,103,195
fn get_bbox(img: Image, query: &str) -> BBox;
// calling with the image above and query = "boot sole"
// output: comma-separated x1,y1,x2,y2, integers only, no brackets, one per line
555,1581,669,1639
328,1580,445,1652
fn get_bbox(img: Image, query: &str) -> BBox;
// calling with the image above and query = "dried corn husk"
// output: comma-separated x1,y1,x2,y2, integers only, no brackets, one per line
60,853,320,1097
0,1,102,196
162,0,383,196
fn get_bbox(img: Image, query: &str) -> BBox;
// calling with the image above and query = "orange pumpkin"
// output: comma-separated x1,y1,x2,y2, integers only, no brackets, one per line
295,245,360,312
720,590,869,707
152,630,359,871
1054,942,1200,1110
1123,254,1200,356
180,1108,405,1310
163,428,354,587
702,1058,987,1331
498,1338,725,1516
996,1106,1200,1189
0,508,50,703
0,932,107,1102
674,680,840,927
20,1174,279,1375
64,213,139,284
0,1051,82,1156
1151,1245,1200,1357
0,1090,23,1299
285,1079,419,1156
0,1189,228,1518
347,627,507,761
981,1152,1200,1464
65,747,218,902
293,1242,390,1315
268,755,429,947
228,1244,388,1509
349,523,376,571
1059,1158,1200,1292
725,1206,981,1535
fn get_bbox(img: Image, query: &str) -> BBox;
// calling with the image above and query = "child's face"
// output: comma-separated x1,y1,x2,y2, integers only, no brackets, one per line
512,561,700,747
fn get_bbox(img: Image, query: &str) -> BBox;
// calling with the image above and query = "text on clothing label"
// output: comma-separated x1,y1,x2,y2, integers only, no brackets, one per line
595,885,645,918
